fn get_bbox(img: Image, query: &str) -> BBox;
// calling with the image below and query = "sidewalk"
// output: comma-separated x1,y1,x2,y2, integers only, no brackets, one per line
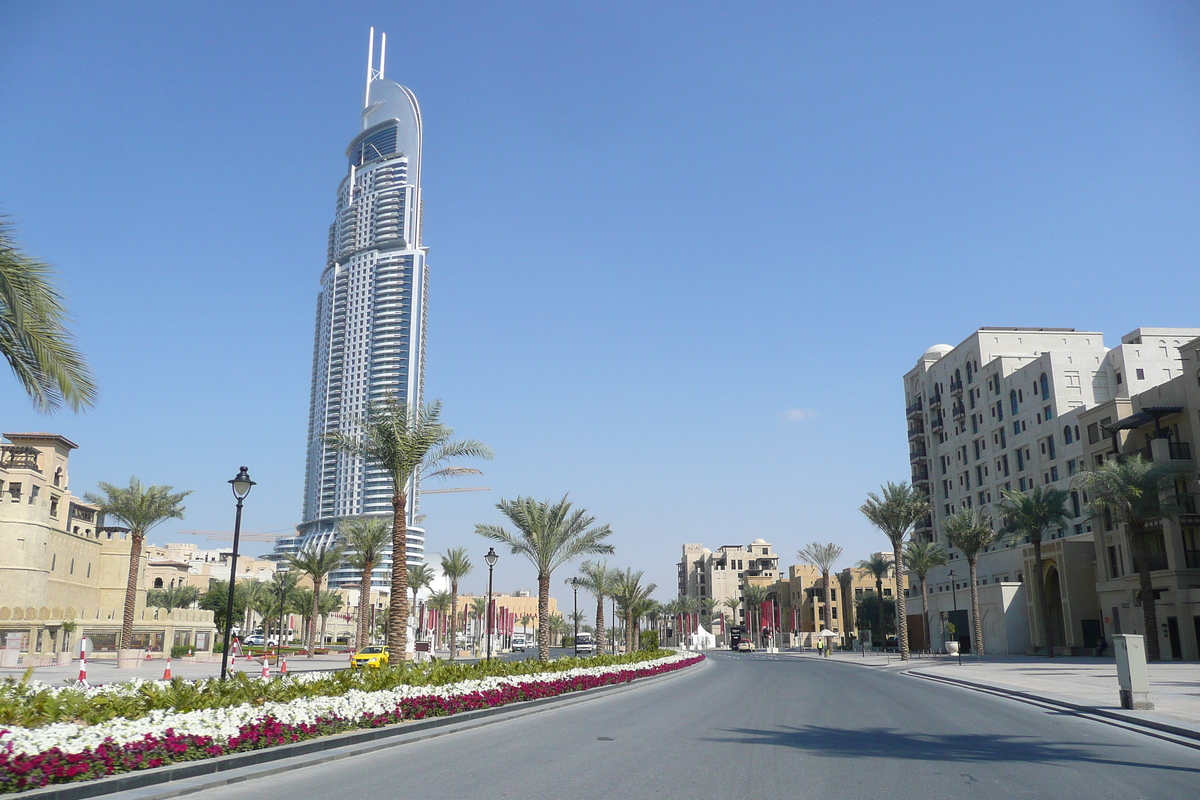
794,649,1200,736
0,653,355,685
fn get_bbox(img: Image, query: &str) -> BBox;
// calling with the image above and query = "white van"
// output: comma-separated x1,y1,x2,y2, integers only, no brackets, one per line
575,632,595,655
511,633,527,652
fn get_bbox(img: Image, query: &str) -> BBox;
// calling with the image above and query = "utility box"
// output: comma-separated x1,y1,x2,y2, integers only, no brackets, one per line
1113,634,1154,710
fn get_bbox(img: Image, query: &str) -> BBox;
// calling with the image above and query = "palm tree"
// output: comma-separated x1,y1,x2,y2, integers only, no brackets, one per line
943,507,998,657
439,547,473,660
577,560,613,655
836,570,855,644
741,584,769,646
997,485,1071,658
700,597,718,625
722,597,741,643
341,517,390,649
798,542,843,634
611,569,657,653
548,613,570,647
85,478,191,651
239,578,273,639
0,216,97,413
1078,456,1189,662
408,562,435,637
288,587,315,647
861,482,931,661
470,596,488,649
286,542,344,658
427,590,453,650
857,553,893,645
903,540,947,653
519,613,533,640
317,589,344,648
267,570,300,646
200,579,247,636
325,396,492,658
476,495,614,661
146,584,200,613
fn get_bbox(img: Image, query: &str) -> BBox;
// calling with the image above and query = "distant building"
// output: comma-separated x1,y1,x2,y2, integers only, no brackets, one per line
677,539,781,628
0,433,215,658
144,542,278,591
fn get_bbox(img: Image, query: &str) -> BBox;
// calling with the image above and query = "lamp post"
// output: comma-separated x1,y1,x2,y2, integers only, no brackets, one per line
484,547,498,660
220,467,255,681
948,568,962,666
571,577,580,658
275,574,288,666
612,596,618,654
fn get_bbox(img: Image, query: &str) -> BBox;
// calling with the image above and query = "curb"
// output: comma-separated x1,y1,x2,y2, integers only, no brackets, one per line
907,668,1200,748
13,656,707,800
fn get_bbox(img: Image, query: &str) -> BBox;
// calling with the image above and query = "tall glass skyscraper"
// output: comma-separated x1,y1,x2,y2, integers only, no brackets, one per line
282,31,427,586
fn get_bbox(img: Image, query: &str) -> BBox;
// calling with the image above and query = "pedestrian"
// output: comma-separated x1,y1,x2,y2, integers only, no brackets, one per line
1095,635,1108,657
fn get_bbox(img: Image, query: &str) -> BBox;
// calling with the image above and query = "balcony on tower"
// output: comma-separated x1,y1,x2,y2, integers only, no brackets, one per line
952,400,966,420
907,420,925,439
905,398,923,418
949,377,964,395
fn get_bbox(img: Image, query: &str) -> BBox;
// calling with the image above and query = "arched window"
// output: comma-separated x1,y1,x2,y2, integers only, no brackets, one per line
153,577,163,589
53,467,62,487
955,368,962,384
966,362,973,383
1075,425,1080,442
1010,389,1019,416
1040,373,1049,398
1063,425,1073,444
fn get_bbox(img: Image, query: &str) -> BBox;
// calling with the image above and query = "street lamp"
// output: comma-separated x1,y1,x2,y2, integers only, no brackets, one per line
571,577,580,658
220,467,255,681
611,596,617,654
484,547,498,660
275,574,288,667
948,568,962,666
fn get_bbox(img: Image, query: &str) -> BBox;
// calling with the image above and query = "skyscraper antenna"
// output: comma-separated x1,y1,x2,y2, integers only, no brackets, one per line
380,32,386,81
365,27,375,109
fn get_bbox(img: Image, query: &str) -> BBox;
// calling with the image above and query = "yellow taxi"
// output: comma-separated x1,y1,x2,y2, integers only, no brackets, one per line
350,645,390,669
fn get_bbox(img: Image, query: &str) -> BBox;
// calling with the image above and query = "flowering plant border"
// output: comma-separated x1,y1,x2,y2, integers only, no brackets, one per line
0,651,703,793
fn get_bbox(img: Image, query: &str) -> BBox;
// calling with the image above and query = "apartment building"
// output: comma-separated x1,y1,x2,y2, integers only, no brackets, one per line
678,540,780,628
1077,335,1200,660
904,327,1200,655
143,542,279,592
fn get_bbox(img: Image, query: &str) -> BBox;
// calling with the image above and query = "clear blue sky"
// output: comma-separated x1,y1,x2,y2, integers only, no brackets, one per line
2,2,1198,609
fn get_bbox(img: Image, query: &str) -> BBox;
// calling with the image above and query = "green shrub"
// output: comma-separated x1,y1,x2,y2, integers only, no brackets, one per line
639,630,659,651
170,645,190,659
561,637,574,648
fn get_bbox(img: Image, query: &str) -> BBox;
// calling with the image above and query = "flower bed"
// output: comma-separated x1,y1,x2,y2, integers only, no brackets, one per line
0,651,702,793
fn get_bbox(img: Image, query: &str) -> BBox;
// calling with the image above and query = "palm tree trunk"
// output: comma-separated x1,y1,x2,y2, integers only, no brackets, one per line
389,490,410,659
537,572,550,662
875,577,884,644
893,540,910,660
357,565,372,649
821,571,831,631
1131,527,1161,661
449,580,458,662
626,609,635,653
121,533,143,651
968,558,983,656
308,583,319,658
920,577,929,654
1031,538,1054,658
595,596,606,655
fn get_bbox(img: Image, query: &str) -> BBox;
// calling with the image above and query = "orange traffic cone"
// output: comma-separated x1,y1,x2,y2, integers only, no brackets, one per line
162,656,172,680
261,657,270,679
280,656,288,675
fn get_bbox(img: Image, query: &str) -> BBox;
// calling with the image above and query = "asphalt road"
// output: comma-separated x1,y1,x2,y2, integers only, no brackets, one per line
179,651,1200,800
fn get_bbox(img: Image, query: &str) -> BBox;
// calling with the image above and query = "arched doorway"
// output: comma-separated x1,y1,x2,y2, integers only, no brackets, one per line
1044,565,1066,651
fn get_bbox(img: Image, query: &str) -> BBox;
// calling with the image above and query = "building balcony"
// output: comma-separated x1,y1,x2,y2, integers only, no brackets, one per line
909,447,927,462
931,414,944,432
0,445,40,472
912,469,930,483
952,402,966,420
929,391,942,408
949,378,963,395
907,422,925,439
906,398,923,417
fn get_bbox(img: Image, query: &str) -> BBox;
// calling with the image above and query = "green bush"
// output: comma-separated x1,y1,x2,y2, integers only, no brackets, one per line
561,637,574,648
170,645,190,659
639,630,659,651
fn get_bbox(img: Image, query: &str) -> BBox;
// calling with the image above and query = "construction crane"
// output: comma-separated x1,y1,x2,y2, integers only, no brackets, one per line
177,489,487,541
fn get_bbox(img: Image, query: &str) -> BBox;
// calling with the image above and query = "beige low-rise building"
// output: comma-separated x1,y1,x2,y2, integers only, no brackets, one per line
0,432,216,658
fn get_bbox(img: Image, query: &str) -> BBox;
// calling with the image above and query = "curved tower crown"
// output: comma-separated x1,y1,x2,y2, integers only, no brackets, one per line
293,29,429,584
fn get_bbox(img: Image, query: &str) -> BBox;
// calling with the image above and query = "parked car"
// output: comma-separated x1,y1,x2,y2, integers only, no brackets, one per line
243,634,278,647
737,640,755,652
350,645,390,668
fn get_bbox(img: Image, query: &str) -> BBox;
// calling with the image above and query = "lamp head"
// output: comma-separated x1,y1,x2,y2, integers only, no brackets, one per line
229,466,256,499
484,547,498,568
